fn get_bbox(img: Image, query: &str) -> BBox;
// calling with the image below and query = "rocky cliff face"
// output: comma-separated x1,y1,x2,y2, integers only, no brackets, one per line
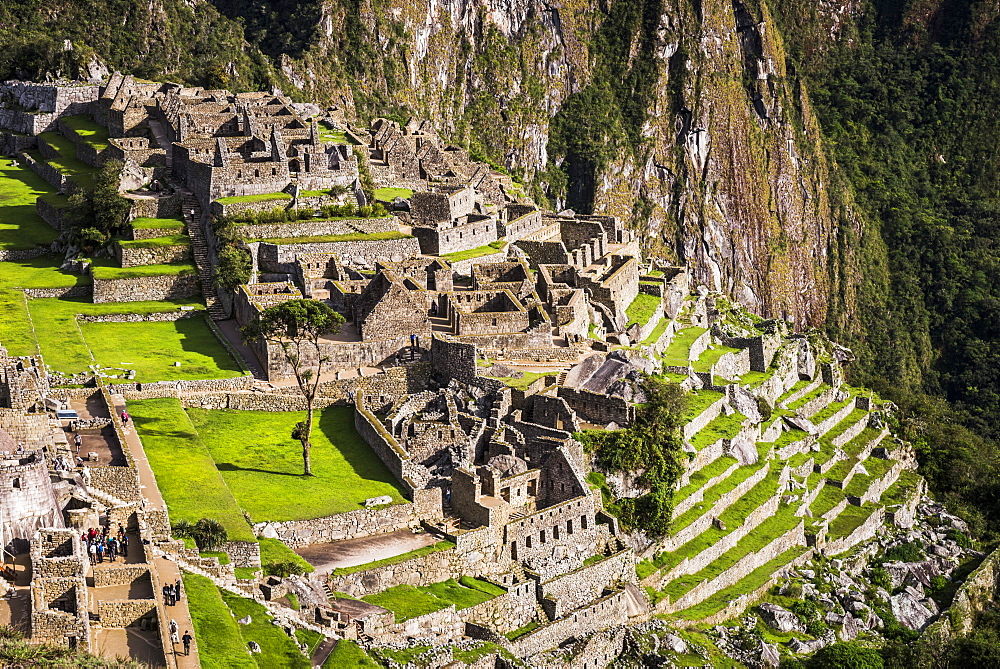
276,0,863,327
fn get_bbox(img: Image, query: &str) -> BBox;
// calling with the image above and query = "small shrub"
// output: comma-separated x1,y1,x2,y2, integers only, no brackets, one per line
884,541,923,563
264,561,305,577
946,529,972,548
871,566,892,590
928,575,948,593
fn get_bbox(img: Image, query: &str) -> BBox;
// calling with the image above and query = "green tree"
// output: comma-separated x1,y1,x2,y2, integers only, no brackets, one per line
213,245,251,290
241,300,345,476
192,518,228,551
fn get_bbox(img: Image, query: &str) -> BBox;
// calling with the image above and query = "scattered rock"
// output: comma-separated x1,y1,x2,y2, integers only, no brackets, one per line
248,641,261,653
237,616,251,625
663,633,687,654
757,603,804,633
889,591,935,631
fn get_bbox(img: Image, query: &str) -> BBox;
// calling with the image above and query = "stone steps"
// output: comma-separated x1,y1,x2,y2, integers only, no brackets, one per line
180,192,227,320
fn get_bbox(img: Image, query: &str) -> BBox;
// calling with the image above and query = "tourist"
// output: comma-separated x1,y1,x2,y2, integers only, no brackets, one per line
163,583,174,606
88,542,97,565
107,538,117,562
121,533,129,557
182,630,192,655
120,410,130,427
74,433,82,453
169,619,177,637
95,542,104,564
174,579,182,601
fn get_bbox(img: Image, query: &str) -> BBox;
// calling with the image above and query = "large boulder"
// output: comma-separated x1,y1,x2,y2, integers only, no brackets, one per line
889,590,936,630
797,339,816,379
757,603,804,633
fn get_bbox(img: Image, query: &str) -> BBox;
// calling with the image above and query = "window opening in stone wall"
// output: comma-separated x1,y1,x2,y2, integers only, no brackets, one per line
12,477,20,488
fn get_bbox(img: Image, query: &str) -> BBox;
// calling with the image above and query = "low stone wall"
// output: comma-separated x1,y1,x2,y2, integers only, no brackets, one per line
798,387,836,418
36,196,71,232
116,242,190,268
0,130,36,155
86,465,141,503
814,397,858,435
92,273,199,303
93,565,150,588
490,347,582,362
183,392,340,412
22,286,91,299
77,310,199,323
0,248,48,262
223,540,261,569
822,506,886,556
19,150,69,190
210,196,294,218
682,395,727,441
254,502,420,547
114,375,255,399
327,548,459,598
673,460,740,517
97,600,157,628
128,193,183,220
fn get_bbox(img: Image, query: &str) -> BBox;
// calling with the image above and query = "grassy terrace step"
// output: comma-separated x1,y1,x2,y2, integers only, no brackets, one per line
90,261,196,280
0,158,62,251
130,217,185,231
61,115,110,152
841,426,884,458
821,408,869,443
785,384,829,411
679,389,724,424
216,192,292,205
626,293,661,328
775,379,812,405
692,345,741,374
118,234,191,248
642,318,670,345
769,428,810,451
37,132,97,187
811,396,854,424
810,485,847,518
645,467,781,579
673,456,739,506
670,461,771,536
673,546,811,620
661,327,708,367
373,187,413,200
688,412,747,451
738,370,771,388
825,454,860,484
882,470,922,508
844,457,895,497
659,506,801,603
827,503,879,541
438,241,508,263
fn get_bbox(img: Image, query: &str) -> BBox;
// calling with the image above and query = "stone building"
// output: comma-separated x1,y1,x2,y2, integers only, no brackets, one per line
0,449,63,551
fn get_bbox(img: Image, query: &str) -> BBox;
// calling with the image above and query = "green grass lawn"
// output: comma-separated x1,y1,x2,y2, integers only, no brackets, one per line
183,573,256,668
250,231,411,245
220,589,311,668
80,315,243,382
129,399,255,541
661,327,708,367
362,578,500,623
484,370,550,391
643,318,670,345
440,240,507,263
626,293,661,327
325,641,379,667
0,158,62,251
258,538,314,574
118,234,191,248
90,260,196,280
130,216,185,230
216,192,292,205
61,115,110,152
374,187,413,200
0,258,87,355
187,406,408,522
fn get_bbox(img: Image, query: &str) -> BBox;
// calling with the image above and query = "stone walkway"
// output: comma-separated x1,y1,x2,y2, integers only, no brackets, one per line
110,393,200,669
294,529,437,575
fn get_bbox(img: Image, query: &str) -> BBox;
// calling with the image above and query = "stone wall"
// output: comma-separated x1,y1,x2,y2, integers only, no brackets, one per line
510,589,630,658
92,565,150,588
238,217,396,240
326,548,459,598
209,196,293,218
556,386,634,426
92,273,199,303
449,249,508,275
19,149,69,190
35,197,71,232
77,310,199,323
822,507,887,556
84,464,141,502
459,580,538,635
223,540,261,568
116,242,190,268
255,237,421,273
22,285,91,299
254,502,421,547
430,335,478,382
128,193,183,220
539,549,635,619
97,600,157,628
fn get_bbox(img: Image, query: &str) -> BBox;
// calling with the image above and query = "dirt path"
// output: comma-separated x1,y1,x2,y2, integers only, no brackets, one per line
294,530,437,575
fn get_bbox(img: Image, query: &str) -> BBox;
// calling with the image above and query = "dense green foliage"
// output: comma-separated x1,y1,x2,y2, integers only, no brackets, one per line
0,624,145,667
770,0,1000,540
0,0,280,90
66,160,130,253
578,376,686,535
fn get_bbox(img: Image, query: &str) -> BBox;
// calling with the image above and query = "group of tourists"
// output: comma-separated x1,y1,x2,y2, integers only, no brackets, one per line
163,579,183,606
168,619,193,655
83,525,129,564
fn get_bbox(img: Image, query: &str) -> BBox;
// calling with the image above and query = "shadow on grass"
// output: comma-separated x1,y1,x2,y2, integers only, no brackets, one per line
175,315,245,375
317,407,408,496
215,462,306,477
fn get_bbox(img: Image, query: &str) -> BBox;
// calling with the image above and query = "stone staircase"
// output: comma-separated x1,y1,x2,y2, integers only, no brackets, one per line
180,192,227,320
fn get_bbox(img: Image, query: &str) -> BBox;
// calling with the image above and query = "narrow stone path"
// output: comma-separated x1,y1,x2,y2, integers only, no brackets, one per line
110,393,200,669
294,529,437,575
